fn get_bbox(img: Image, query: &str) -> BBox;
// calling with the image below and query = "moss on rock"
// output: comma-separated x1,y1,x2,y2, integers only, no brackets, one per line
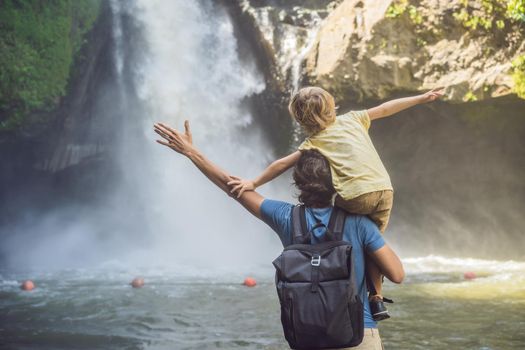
512,55,525,99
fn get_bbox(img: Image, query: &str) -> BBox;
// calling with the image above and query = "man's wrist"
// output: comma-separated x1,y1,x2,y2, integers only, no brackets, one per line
183,145,198,159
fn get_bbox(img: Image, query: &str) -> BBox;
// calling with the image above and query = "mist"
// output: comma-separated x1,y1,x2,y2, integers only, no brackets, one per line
1,0,290,272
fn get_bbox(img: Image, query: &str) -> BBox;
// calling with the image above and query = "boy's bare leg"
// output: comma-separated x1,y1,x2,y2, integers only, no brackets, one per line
367,256,390,321
367,256,383,298
367,192,392,298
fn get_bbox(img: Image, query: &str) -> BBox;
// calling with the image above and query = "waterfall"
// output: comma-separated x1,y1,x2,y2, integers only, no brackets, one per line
1,0,287,271
286,14,322,92
109,0,124,78
106,0,283,269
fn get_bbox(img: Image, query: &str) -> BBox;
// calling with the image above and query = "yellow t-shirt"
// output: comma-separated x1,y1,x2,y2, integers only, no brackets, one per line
298,110,392,200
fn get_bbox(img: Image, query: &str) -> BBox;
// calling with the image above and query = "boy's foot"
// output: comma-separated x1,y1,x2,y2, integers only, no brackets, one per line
369,295,393,321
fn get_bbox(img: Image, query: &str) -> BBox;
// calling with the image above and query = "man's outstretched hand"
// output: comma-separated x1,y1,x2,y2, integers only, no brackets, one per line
154,120,193,155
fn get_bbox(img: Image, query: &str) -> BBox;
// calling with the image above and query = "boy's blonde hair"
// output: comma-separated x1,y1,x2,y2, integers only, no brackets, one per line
288,86,336,135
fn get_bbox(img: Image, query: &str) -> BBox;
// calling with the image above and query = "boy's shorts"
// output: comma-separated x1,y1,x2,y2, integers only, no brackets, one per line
335,190,393,233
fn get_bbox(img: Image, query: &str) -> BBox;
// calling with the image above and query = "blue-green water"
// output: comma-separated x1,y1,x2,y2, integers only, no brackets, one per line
1,257,524,349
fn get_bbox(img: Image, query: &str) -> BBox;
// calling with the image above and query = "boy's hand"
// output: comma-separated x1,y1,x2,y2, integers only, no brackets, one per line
419,87,445,103
227,177,256,198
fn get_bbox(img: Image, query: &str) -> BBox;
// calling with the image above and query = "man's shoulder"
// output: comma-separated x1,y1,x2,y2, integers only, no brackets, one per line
343,213,380,231
260,199,295,246
341,212,364,225
260,199,294,222
342,213,384,252
261,198,294,211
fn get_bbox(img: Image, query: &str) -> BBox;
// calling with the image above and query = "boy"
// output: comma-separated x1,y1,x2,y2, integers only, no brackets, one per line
228,86,443,320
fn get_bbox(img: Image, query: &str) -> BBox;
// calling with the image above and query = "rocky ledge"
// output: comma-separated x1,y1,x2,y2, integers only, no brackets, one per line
236,0,525,102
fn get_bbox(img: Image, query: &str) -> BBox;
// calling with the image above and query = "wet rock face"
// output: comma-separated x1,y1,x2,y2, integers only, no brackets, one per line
239,0,525,102
305,0,397,101
237,0,342,90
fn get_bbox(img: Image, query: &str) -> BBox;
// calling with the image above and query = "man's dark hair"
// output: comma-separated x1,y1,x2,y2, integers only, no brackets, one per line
293,149,335,207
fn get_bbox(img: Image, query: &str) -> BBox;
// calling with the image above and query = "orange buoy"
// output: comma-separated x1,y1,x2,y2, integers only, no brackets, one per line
463,271,476,280
21,280,35,291
131,277,145,288
243,277,257,287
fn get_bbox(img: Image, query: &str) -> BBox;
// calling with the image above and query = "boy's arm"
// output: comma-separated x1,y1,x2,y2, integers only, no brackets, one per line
367,87,444,121
228,151,301,198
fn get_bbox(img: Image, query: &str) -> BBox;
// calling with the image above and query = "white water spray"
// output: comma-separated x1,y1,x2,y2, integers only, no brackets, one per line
285,14,322,92
112,0,285,270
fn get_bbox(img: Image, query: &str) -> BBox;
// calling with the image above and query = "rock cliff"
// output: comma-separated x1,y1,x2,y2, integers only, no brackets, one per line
238,0,525,102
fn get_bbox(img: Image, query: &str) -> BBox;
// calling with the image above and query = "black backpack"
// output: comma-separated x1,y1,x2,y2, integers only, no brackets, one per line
272,205,364,349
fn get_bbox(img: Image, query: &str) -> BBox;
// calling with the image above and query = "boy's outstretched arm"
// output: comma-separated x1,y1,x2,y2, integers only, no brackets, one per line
228,151,301,198
367,87,444,121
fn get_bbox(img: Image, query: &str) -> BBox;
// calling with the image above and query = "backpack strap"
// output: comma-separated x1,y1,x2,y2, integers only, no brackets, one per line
327,206,347,241
292,205,347,244
291,205,309,244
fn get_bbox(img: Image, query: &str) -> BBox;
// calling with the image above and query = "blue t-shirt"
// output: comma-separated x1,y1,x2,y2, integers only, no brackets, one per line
260,199,385,329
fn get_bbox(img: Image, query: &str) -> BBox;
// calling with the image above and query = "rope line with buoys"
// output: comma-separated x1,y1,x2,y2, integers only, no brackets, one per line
19,276,260,291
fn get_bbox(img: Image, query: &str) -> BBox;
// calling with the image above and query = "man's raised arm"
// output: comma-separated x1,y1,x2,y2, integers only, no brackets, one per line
154,121,265,218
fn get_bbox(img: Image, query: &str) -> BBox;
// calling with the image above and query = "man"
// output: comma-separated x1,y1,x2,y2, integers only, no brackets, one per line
154,121,404,349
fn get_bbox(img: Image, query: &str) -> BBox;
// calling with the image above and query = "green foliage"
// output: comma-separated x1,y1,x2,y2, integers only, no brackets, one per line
385,0,425,38
453,0,525,31
512,55,525,99
386,0,525,36
453,0,506,30
0,0,101,131
408,5,423,25
507,0,525,22
416,37,427,47
463,91,478,102
386,0,409,18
